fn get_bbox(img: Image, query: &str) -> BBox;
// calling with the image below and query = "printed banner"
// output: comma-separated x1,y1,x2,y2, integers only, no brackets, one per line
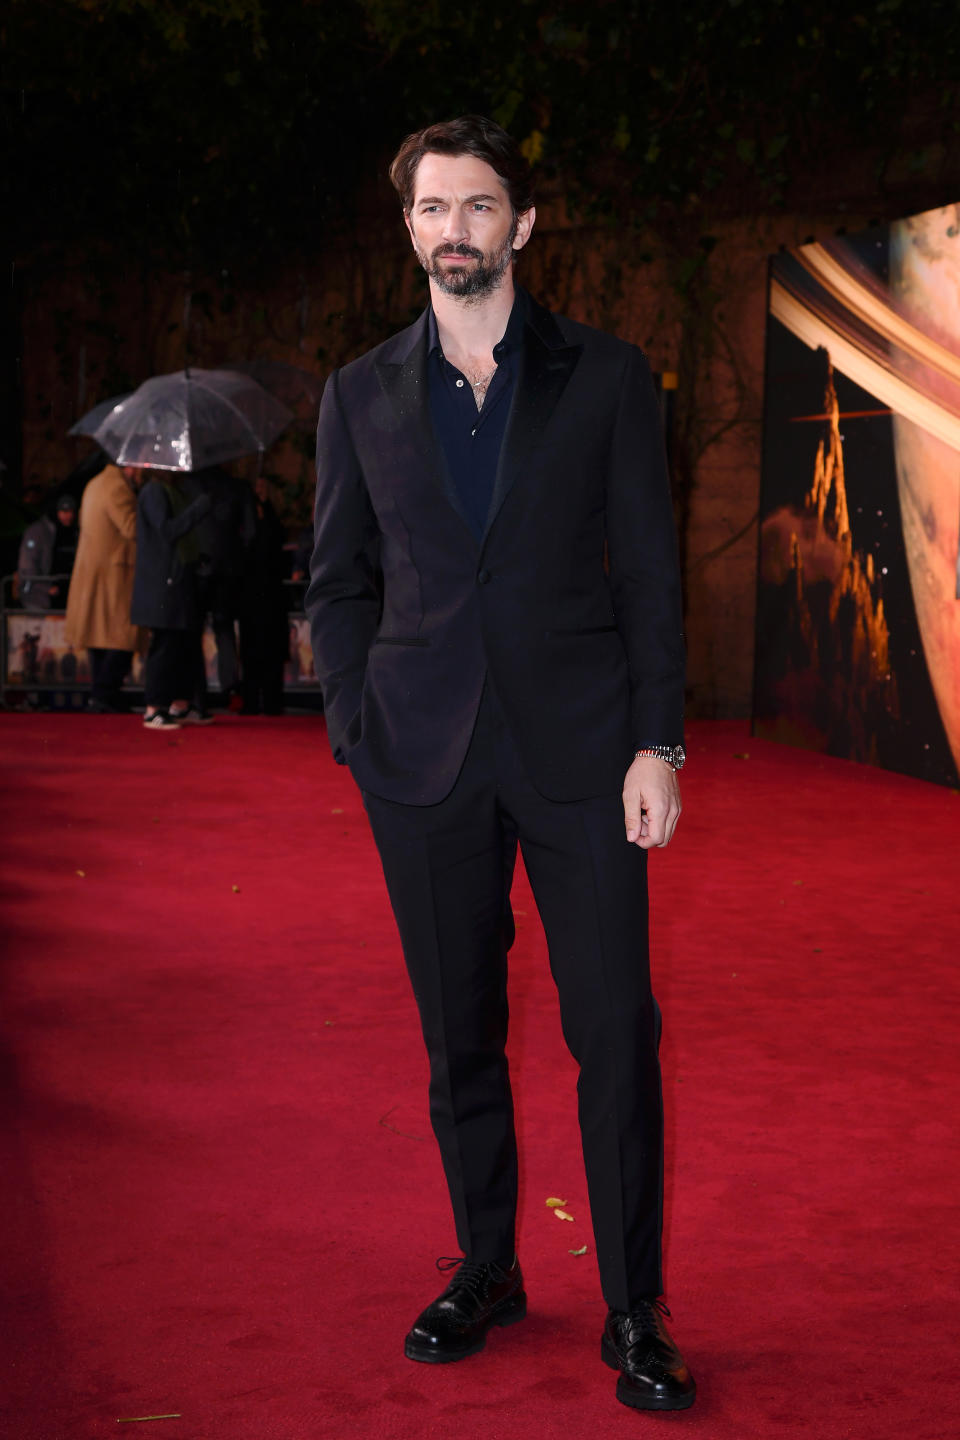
756,203,960,786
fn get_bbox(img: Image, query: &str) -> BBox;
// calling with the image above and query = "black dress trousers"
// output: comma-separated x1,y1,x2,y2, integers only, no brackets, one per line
363,683,664,1310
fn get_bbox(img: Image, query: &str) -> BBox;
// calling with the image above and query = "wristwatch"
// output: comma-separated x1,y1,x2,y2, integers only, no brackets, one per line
634,744,686,771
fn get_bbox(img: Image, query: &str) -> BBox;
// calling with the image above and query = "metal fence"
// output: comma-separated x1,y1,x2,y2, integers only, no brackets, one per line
1,575,321,708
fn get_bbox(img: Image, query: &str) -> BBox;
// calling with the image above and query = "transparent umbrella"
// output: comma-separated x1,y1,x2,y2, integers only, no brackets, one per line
68,392,132,438
91,368,292,471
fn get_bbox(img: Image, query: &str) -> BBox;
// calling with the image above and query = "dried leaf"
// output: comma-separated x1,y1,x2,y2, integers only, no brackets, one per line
76,869,85,877
569,1245,588,1256
545,1197,567,1208
331,807,344,814
231,885,240,893
553,1209,575,1222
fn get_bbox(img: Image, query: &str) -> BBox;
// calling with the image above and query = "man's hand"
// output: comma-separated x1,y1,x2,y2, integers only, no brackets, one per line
623,754,682,849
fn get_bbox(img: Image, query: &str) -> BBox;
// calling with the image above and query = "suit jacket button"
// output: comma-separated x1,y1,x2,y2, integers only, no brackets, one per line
477,568,491,585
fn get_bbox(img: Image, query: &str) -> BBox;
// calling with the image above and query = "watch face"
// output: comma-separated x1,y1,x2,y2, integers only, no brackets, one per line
673,745,686,770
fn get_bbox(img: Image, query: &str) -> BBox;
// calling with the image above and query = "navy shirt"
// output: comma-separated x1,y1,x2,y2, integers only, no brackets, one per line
427,291,527,540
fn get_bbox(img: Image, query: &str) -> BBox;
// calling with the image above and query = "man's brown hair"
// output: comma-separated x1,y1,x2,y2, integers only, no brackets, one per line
389,115,535,217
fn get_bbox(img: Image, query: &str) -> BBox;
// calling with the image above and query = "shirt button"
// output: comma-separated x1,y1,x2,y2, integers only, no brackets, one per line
478,569,491,585
455,378,464,388
471,428,476,436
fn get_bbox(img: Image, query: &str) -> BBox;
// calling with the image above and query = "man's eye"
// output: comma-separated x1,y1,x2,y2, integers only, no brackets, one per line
472,204,490,212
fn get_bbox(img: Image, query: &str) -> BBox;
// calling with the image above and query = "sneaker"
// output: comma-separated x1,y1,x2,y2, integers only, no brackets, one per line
143,710,181,730
171,707,214,725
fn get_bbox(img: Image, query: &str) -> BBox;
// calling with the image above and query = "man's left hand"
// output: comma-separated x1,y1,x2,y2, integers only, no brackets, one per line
623,754,682,849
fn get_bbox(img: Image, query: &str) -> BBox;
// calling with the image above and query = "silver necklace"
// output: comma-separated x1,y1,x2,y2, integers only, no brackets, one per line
444,350,495,390
460,367,495,391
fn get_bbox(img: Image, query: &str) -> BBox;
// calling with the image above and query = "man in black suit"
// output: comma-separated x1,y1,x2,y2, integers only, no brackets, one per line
306,116,694,1412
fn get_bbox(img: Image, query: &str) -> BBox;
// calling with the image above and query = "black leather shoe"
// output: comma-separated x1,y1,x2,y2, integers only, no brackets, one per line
602,1300,696,1410
404,1256,526,1363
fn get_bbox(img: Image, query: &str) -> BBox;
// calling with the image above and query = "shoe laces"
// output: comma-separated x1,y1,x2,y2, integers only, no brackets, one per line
621,1297,671,1344
436,1255,512,1298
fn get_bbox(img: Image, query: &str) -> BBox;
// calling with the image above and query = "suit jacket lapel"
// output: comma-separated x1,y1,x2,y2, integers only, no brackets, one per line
374,314,479,542
484,299,582,542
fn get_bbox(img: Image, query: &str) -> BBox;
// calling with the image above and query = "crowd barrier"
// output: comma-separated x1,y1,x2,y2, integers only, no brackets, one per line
1,576,321,709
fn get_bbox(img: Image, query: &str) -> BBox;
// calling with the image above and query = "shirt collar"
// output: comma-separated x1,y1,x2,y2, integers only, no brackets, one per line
427,286,528,359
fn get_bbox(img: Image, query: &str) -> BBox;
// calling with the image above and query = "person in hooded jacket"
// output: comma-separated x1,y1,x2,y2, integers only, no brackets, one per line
17,494,78,608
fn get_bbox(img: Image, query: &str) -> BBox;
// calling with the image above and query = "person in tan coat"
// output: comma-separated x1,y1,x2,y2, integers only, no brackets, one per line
65,461,144,711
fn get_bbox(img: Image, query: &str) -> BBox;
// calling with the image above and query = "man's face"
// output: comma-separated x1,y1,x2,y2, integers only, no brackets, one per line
405,152,535,301
56,505,77,529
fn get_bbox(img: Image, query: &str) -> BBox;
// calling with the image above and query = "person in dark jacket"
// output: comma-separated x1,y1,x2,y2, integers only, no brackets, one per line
17,494,78,608
183,466,254,707
305,118,691,1412
240,475,289,714
130,472,211,730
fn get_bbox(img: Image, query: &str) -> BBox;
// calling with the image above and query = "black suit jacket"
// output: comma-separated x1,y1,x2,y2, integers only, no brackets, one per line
306,291,685,805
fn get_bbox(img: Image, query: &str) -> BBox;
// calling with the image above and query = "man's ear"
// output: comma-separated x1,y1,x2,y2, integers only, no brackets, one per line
403,210,416,247
513,206,536,252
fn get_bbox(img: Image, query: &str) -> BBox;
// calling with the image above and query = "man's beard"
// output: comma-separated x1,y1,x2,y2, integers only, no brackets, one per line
416,218,518,300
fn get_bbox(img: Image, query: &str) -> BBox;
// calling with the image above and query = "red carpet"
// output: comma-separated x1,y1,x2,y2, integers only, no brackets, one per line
1,714,957,1439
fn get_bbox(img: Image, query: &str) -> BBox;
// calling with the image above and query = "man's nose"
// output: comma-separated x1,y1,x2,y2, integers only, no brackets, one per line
441,208,468,244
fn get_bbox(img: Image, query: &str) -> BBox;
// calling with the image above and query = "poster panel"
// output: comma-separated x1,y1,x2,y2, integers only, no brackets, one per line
5,614,320,693
755,205,960,787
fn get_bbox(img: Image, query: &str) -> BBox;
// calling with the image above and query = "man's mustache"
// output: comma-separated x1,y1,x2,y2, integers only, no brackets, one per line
433,244,484,261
